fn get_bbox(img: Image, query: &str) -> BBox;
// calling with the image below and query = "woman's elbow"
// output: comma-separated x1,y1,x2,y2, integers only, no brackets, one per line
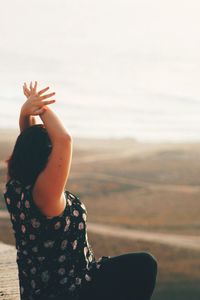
60,133,72,143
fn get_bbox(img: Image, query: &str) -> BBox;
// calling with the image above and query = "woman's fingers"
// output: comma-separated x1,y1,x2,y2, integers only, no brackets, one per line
24,82,30,92
33,81,37,92
38,86,50,96
34,99,56,105
23,82,56,105
23,84,30,97
23,86,28,96
23,83,29,92
41,99,56,104
34,106,47,115
39,92,56,100
33,100,55,115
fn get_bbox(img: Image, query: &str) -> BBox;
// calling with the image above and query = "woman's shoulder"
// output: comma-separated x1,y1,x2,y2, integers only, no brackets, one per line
7,177,84,212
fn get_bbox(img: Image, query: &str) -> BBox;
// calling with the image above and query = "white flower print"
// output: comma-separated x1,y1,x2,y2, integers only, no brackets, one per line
31,279,36,288
37,256,45,262
85,233,89,244
21,224,26,233
6,197,11,205
20,212,25,220
41,270,50,282
20,285,24,294
64,223,70,232
43,240,55,248
78,222,84,230
30,267,37,275
69,284,76,292
21,192,24,200
75,277,82,285
27,258,32,264
88,254,93,262
31,218,41,228
21,240,26,246
96,263,101,269
85,273,92,281
58,255,66,263
29,234,36,240
58,267,66,275
32,246,38,253
60,240,68,250
17,201,21,209
80,202,86,210
22,270,28,277
73,209,79,217
69,193,75,199
35,289,41,295
72,239,78,250
82,213,87,221
66,216,71,225
25,200,30,208
64,217,71,231
11,214,16,221
22,250,28,255
59,277,68,284
69,268,74,276
67,199,72,206
54,221,61,230
84,246,88,257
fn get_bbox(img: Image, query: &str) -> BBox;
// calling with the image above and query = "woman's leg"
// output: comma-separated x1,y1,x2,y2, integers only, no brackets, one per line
80,251,158,300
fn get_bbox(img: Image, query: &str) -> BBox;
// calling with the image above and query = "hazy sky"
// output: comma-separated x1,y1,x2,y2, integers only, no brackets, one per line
1,0,200,141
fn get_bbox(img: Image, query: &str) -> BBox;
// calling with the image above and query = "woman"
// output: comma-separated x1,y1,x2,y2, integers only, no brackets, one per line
3,81,158,300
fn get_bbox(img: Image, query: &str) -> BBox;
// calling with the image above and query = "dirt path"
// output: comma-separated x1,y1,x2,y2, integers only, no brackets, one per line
1,211,199,251
88,222,200,251
73,143,184,164
70,171,200,193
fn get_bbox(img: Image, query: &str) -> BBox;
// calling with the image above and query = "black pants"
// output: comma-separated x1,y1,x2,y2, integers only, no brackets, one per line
79,251,158,300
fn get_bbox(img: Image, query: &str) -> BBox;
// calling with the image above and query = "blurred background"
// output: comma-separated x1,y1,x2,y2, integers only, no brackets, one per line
0,0,200,299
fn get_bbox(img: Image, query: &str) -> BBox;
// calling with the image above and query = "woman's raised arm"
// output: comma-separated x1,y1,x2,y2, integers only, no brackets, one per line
31,83,73,217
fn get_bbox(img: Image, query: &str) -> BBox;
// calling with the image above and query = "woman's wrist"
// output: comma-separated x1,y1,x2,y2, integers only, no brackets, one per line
20,102,31,117
19,106,37,132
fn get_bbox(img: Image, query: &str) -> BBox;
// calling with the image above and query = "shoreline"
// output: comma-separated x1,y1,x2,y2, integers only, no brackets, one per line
1,127,200,145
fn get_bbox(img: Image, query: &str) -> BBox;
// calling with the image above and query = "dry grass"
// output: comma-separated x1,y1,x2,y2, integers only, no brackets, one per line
1,130,200,299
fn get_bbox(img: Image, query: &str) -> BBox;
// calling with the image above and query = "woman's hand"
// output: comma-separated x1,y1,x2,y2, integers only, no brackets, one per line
21,81,56,116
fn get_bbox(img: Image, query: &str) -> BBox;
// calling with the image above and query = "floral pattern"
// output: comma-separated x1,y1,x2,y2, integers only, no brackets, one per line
3,178,110,299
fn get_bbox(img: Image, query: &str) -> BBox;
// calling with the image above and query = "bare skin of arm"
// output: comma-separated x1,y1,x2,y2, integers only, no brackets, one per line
6,81,55,182
19,113,37,133
29,82,73,217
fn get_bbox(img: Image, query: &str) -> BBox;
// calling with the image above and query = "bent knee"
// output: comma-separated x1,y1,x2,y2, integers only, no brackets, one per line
140,251,158,275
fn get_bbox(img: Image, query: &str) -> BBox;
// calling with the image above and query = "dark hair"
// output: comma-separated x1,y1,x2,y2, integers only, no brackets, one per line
5,124,52,186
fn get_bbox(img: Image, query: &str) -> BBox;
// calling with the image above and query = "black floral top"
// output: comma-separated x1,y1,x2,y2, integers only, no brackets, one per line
3,178,110,300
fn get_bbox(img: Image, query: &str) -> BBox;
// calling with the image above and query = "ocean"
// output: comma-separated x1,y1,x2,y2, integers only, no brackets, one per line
1,0,200,142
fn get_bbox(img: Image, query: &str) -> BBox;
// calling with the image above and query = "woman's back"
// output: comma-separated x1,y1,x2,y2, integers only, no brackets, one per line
3,178,107,300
